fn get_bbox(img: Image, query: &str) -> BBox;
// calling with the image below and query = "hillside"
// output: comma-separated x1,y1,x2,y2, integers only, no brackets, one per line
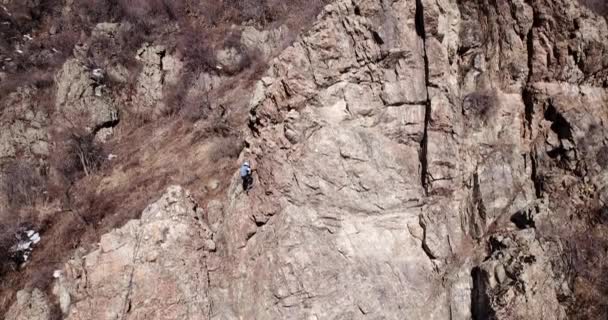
1,0,607,319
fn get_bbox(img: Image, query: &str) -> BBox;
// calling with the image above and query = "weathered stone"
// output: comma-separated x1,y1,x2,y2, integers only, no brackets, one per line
5,289,50,320
495,264,507,284
55,59,119,131
52,186,212,319
133,43,178,117
0,87,49,161
216,47,243,71
241,26,289,60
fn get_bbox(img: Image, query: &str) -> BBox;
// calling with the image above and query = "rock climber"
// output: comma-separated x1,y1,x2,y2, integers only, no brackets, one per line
240,161,253,192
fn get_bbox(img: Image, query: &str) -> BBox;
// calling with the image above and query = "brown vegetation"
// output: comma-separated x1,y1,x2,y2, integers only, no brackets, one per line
0,226,18,277
538,180,608,320
2,161,47,211
569,236,608,319
562,206,608,319
463,90,499,127
579,0,608,16
60,132,106,180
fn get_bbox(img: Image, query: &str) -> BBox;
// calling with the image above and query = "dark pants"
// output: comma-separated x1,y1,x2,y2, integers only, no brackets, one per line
242,174,253,191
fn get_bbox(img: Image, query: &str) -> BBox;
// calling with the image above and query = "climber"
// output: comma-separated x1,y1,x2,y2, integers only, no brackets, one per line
240,161,253,192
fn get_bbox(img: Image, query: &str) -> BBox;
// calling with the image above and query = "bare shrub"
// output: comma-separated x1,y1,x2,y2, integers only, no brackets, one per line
73,0,121,24
118,0,179,22
0,219,16,272
179,94,209,122
0,68,54,98
2,161,46,211
208,135,244,163
224,0,326,28
161,73,208,120
463,90,498,124
0,228,18,277
58,132,105,182
176,26,218,73
0,0,75,96
565,225,608,319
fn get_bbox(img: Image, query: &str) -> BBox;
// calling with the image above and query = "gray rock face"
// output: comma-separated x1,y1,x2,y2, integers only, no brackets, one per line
240,26,290,60
209,0,608,319
55,58,119,132
0,87,50,213
53,186,213,320
0,87,49,160
134,44,165,114
212,1,451,318
133,44,182,117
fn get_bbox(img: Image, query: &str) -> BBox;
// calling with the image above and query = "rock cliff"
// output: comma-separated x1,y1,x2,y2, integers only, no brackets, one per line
2,0,608,319
210,0,607,318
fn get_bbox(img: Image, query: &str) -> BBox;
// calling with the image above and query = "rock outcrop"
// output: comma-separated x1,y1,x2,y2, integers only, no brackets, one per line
55,58,119,134
133,43,182,117
473,229,567,319
53,186,213,319
240,26,290,61
0,87,49,161
5,289,51,320
0,87,50,213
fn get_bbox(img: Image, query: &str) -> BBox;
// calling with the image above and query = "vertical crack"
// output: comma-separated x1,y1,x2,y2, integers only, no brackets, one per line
205,260,213,320
471,267,495,320
472,171,487,238
524,4,543,198
416,0,432,195
525,2,540,85
522,88,534,139
121,231,143,320
418,215,437,261
159,50,166,85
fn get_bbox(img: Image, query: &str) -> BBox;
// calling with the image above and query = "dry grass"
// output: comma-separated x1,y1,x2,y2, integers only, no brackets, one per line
579,0,608,16
563,212,608,319
0,82,251,314
2,161,46,211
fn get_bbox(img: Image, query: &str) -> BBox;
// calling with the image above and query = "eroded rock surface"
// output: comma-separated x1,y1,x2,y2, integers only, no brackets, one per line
0,87,49,160
210,0,608,319
240,26,290,60
0,87,50,213
55,58,119,132
133,44,182,117
53,186,213,319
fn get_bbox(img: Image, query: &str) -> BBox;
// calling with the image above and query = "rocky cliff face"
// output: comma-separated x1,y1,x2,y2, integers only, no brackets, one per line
210,0,607,318
3,0,608,319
